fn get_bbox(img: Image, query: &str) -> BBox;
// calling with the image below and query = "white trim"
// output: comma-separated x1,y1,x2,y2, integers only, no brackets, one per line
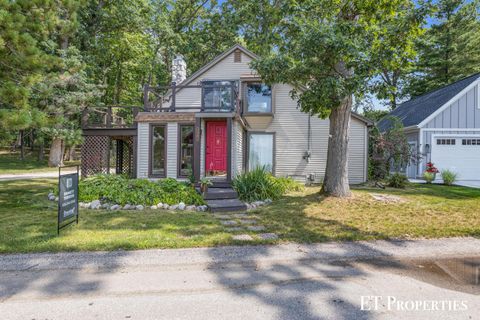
478,83,480,109
432,133,480,138
418,78,480,128
422,128,480,132
418,128,423,176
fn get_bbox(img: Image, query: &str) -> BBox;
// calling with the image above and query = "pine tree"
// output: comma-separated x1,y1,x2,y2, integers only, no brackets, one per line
408,0,480,96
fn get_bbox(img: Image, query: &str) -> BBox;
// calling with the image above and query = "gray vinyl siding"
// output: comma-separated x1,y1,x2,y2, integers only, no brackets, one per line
257,84,368,184
166,122,178,178
174,52,254,110
232,120,244,177
137,123,149,178
424,85,480,129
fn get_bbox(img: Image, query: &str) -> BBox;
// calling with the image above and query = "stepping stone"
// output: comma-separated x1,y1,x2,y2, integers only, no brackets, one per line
214,214,232,220
247,225,266,232
258,233,278,240
232,234,254,241
220,220,238,226
232,213,248,218
239,219,257,225
226,227,243,232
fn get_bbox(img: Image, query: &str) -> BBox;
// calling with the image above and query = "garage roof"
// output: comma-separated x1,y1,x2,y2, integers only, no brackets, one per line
378,73,480,131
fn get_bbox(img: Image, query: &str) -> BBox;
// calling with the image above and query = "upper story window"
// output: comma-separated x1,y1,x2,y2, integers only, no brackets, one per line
246,83,272,113
202,80,237,111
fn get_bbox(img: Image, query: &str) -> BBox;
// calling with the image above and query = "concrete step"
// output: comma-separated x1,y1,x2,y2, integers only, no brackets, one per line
203,188,238,200
206,199,247,213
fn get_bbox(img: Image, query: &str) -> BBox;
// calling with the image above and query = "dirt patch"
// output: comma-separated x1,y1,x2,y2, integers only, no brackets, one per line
370,193,406,203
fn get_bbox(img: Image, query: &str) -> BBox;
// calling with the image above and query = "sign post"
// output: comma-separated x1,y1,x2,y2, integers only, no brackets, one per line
58,165,79,235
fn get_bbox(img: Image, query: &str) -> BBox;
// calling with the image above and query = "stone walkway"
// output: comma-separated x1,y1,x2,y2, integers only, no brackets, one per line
212,211,279,241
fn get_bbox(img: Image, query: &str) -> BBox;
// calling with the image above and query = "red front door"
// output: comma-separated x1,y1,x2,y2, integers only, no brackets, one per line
206,121,227,174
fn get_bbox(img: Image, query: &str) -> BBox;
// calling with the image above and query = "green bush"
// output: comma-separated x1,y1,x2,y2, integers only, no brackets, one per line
387,172,409,188
441,170,458,186
422,171,435,184
79,175,205,206
232,166,303,202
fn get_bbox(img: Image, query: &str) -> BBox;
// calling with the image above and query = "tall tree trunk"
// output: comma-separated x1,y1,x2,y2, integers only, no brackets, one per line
321,95,352,197
48,138,64,167
38,141,44,162
19,130,25,160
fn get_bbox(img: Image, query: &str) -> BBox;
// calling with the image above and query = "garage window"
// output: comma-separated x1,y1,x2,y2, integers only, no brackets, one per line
436,139,456,145
462,139,480,146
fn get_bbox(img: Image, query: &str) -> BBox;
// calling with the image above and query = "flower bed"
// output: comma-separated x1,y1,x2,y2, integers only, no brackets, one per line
48,175,207,211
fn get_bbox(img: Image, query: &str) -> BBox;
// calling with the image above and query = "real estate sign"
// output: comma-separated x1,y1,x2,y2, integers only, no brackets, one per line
57,166,79,234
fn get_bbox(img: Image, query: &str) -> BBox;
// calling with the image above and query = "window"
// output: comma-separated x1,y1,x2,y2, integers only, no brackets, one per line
462,139,480,145
437,139,456,145
246,83,272,113
178,125,194,177
248,133,274,172
202,80,236,111
150,125,166,177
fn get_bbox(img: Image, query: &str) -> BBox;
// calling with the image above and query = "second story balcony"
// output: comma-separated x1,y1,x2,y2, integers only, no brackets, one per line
143,81,240,113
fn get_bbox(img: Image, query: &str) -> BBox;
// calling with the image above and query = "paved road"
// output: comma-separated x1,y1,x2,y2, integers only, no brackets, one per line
0,171,59,181
1,238,479,320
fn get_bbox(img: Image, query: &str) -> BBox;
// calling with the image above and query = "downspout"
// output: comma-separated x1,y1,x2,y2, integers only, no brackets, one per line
303,114,312,163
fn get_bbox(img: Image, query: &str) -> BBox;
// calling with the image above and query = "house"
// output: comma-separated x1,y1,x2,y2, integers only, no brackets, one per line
378,73,480,181
136,44,371,186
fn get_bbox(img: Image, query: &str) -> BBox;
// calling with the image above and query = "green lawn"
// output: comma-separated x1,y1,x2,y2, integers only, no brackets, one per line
0,150,79,175
0,179,479,253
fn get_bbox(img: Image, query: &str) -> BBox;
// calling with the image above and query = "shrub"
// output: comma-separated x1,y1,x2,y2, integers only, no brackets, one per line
387,173,409,188
423,171,435,184
441,170,458,186
79,175,205,206
232,166,303,202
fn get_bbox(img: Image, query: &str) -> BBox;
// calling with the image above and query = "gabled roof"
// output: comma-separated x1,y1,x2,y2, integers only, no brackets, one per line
378,73,480,131
179,44,259,88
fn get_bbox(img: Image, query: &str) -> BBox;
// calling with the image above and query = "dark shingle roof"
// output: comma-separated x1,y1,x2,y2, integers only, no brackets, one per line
378,73,480,131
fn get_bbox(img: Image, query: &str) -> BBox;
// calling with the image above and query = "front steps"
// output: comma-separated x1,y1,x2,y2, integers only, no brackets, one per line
202,187,247,212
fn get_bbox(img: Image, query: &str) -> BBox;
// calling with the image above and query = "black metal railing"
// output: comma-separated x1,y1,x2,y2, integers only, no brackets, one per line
143,82,239,113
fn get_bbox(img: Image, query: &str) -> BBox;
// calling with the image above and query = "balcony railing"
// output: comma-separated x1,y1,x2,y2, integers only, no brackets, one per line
81,106,139,129
143,82,239,112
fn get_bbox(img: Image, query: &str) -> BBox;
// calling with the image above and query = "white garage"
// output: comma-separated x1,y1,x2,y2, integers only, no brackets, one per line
431,136,480,181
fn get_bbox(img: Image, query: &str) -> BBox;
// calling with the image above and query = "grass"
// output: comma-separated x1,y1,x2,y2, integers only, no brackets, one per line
0,150,79,175
0,179,479,253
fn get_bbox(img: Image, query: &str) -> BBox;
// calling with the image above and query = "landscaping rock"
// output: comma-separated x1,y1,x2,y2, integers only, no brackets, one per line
245,203,252,210
100,203,110,209
150,205,158,210
170,205,178,210
84,202,91,209
135,205,144,211
232,234,254,241
221,220,238,226
247,225,265,232
90,200,101,210
123,204,131,210
178,202,186,210
258,233,278,240
157,202,163,208
186,205,196,211
265,199,272,204
163,204,169,210
110,204,121,211
226,227,243,232
239,219,257,225
54,197,59,202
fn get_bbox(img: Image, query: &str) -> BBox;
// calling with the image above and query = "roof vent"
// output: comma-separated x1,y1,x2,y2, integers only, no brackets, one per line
234,49,242,63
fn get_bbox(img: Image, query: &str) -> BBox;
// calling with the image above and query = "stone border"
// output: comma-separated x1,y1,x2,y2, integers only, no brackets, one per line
47,193,208,212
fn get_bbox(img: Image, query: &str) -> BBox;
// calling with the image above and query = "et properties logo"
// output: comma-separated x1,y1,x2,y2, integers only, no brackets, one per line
360,296,468,312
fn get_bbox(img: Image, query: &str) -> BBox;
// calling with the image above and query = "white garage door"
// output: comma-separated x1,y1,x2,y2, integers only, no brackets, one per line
431,137,480,181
